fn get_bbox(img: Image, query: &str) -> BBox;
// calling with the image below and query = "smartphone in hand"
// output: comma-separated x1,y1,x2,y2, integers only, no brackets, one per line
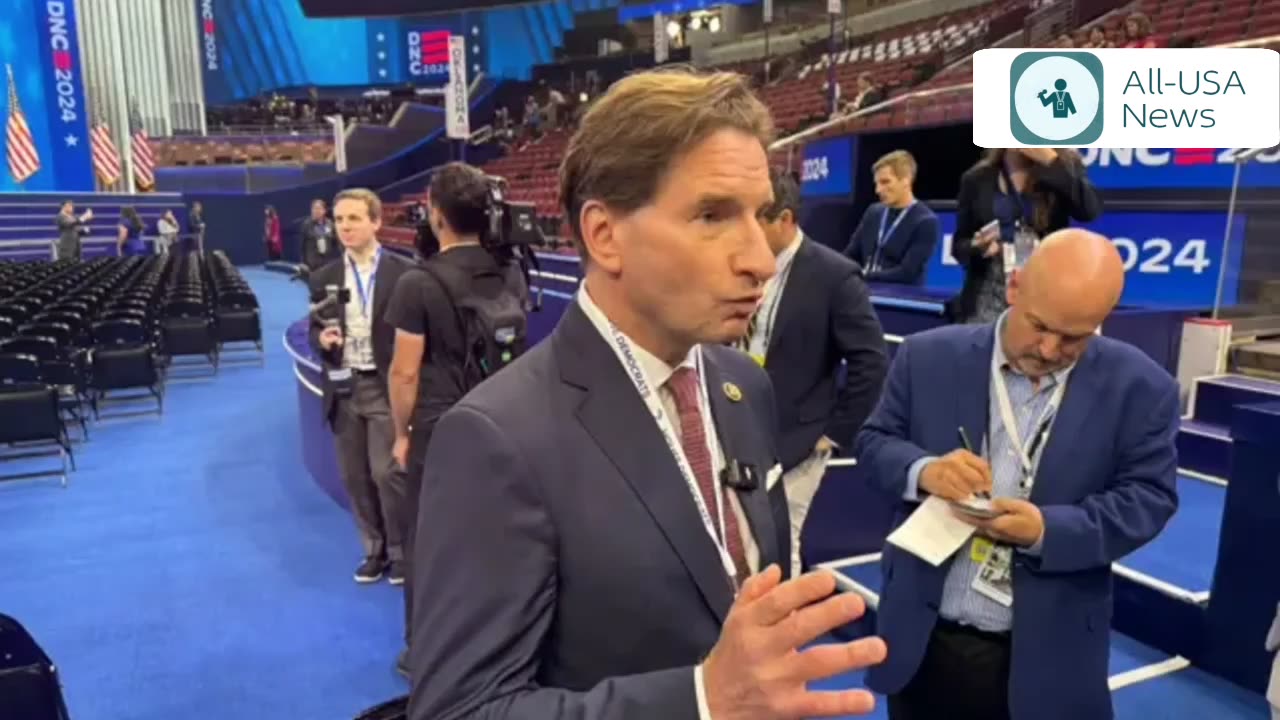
950,496,1006,520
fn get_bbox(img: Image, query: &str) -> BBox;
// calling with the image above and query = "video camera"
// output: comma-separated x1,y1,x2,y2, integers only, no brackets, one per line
415,174,550,310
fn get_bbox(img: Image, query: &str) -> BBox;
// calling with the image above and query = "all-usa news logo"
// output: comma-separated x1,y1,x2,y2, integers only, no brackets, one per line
971,48,1280,149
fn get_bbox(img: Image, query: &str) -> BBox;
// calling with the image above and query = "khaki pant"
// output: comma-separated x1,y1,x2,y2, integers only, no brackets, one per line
783,449,831,578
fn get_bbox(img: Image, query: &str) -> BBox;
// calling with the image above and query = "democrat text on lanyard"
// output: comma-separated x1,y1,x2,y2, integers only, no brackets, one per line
605,322,740,583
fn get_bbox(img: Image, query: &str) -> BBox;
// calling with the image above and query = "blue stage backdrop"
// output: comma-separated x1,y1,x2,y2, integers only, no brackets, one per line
924,210,1247,308
200,0,631,96
0,0,93,192
196,0,483,104
800,136,855,198
1080,147,1280,189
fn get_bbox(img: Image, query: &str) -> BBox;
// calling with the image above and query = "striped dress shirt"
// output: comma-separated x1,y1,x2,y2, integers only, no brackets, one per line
906,313,1073,632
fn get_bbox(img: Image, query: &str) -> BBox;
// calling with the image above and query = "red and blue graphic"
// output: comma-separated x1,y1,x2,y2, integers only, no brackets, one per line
0,0,93,191
407,29,451,78
922,209,1246,308
1080,147,1280,189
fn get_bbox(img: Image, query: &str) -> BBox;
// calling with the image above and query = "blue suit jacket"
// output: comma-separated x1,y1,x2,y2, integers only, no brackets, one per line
855,322,1179,720
407,302,787,720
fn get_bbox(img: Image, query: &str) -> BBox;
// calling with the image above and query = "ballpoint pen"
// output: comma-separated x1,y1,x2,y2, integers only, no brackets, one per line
957,426,991,499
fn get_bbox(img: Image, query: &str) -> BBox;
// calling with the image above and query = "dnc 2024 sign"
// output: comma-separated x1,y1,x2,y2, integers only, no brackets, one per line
922,210,1245,308
799,136,854,198
1081,147,1280,189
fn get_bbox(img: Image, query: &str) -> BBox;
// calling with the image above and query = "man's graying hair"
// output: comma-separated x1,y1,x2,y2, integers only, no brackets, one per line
765,167,801,222
559,66,775,259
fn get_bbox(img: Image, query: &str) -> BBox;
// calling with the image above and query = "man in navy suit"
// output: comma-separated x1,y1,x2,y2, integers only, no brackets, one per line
856,229,1179,720
742,167,887,577
408,68,887,720
843,150,940,286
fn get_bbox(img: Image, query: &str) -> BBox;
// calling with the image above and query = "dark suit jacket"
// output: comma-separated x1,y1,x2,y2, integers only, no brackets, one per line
307,247,413,423
408,302,787,720
855,323,1179,720
767,238,887,471
949,159,1101,320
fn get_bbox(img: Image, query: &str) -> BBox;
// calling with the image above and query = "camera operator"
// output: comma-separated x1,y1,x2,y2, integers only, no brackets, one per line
384,162,530,677
308,188,414,587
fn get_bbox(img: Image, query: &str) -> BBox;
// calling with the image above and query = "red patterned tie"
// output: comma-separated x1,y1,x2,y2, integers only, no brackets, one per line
666,367,749,585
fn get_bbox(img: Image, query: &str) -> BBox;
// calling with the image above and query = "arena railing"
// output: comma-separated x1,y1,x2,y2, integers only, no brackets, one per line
770,32,1280,154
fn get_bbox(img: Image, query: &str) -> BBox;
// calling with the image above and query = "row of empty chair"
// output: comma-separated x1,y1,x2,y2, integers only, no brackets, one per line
0,253,262,486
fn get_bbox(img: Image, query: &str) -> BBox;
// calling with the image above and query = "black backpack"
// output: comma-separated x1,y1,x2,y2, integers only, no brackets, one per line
0,613,71,720
421,260,528,389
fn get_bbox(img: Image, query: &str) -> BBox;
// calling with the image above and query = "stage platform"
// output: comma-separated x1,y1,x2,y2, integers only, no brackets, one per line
0,192,187,260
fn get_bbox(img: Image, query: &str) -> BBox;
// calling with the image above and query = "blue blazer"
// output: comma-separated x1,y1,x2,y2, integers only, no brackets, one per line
855,322,1179,720
407,302,787,719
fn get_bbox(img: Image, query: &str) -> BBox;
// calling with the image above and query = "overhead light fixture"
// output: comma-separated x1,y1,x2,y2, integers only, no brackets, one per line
667,20,680,38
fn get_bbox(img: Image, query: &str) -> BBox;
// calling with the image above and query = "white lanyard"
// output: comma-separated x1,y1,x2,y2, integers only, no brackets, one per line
604,322,738,581
991,351,1069,492
756,248,796,353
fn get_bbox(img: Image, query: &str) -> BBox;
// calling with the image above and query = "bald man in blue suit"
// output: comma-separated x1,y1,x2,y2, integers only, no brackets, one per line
856,229,1179,720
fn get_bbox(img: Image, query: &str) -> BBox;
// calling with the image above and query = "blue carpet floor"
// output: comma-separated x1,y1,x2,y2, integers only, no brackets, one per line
0,269,405,720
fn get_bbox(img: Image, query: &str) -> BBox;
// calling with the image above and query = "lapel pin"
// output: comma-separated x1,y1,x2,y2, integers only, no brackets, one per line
722,382,743,403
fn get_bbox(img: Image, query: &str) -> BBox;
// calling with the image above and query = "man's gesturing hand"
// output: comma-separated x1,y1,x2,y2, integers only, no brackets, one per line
919,449,992,501
702,565,888,720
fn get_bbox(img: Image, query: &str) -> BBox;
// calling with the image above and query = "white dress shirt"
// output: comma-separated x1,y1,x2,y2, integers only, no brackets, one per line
746,230,803,361
576,285,759,720
341,249,378,371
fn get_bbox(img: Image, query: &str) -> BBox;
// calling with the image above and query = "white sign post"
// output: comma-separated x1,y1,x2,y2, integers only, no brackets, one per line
445,35,470,140
654,13,669,64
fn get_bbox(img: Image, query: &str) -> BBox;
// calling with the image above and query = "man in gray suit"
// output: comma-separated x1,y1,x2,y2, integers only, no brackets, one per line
408,68,887,720
54,200,92,260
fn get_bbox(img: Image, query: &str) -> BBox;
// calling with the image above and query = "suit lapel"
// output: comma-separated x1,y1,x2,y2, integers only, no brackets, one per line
557,305,736,621
702,353,782,573
371,252,397,322
765,238,811,360
957,327,995,456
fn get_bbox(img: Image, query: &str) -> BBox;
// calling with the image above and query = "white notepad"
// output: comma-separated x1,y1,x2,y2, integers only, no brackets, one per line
886,495,977,566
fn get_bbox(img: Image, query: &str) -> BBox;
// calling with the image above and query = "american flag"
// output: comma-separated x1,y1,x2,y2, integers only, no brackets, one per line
129,100,154,191
4,64,40,184
89,115,121,187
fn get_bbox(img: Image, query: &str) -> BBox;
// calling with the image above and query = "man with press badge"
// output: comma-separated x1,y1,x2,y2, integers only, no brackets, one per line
308,188,413,586
740,167,887,578
855,229,1179,720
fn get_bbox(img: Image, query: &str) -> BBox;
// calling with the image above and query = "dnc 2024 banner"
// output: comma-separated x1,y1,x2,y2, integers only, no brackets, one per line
0,0,93,192
1080,147,1280,189
922,210,1246,308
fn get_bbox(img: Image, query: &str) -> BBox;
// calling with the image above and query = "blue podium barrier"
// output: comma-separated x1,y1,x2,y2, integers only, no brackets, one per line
1200,401,1280,694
